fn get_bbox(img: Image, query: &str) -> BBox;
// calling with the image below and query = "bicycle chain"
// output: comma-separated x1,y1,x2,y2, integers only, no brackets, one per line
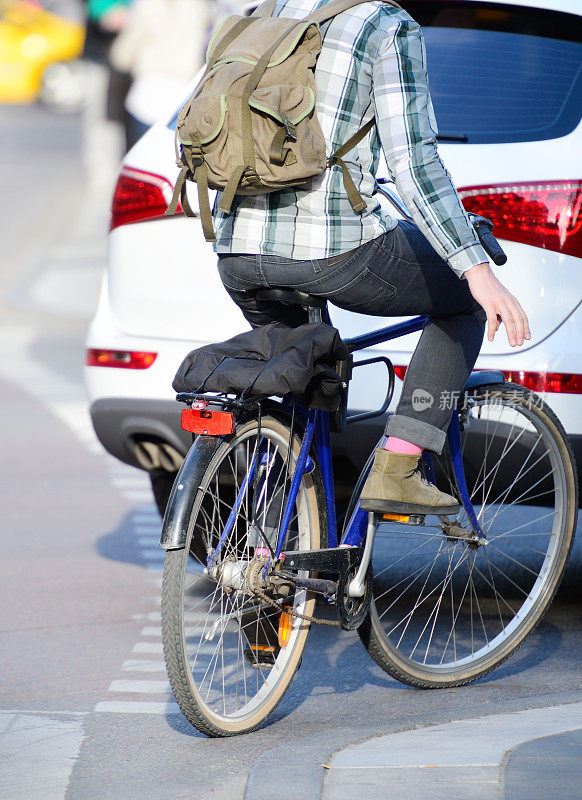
250,558,340,627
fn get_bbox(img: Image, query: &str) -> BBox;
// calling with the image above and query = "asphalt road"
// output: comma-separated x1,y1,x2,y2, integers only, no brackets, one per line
0,104,581,800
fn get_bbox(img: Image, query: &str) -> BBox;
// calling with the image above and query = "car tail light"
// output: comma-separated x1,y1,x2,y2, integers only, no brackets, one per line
503,371,582,394
86,349,157,369
393,365,407,380
394,364,582,395
181,408,234,436
458,181,582,258
110,167,182,230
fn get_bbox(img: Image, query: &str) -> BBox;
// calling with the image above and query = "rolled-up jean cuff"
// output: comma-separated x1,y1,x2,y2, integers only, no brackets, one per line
384,414,447,454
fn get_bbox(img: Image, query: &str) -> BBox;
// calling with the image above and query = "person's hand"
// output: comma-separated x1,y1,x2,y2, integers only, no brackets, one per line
464,262,531,347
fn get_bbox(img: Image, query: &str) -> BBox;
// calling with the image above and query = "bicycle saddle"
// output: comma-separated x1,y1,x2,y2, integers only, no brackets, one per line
256,288,327,309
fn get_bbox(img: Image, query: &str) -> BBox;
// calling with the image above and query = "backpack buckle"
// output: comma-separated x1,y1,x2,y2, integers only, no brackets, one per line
284,119,297,142
243,167,261,187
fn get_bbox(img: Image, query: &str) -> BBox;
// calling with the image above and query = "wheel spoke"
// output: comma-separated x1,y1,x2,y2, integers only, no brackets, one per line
366,387,574,679
162,419,318,733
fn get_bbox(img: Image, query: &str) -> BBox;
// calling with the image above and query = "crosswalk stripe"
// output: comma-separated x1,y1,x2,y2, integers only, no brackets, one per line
141,548,163,559
95,701,180,714
109,680,171,693
138,538,159,547
140,626,161,637
122,491,153,501
122,660,166,672
147,612,161,621
133,642,163,654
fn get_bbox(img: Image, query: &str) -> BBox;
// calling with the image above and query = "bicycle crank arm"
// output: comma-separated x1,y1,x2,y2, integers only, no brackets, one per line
348,512,376,598
279,546,363,575
275,573,338,598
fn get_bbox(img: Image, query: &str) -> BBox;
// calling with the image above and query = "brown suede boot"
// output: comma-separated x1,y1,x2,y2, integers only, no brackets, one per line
360,450,460,515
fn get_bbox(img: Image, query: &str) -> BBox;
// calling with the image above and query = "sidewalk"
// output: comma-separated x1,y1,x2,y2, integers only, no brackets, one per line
242,696,582,800
322,702,582,800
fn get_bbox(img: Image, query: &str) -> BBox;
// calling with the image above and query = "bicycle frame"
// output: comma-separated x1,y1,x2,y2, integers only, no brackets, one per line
270,314,485,560
204,313,486,571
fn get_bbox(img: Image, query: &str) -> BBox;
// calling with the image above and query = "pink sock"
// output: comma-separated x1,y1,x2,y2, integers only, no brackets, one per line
384,436,423,455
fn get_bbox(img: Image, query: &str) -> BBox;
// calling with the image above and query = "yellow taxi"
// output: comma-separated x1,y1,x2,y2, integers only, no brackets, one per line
0,0,85,103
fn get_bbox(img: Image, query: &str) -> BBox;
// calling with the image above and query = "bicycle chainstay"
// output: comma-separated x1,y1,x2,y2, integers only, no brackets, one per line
249,557,341,626
249,545,368,628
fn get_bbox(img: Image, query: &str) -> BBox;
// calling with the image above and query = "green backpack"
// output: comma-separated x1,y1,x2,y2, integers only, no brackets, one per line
166,0,400,241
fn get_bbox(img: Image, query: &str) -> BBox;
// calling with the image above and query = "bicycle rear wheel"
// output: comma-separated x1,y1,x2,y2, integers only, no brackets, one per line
359,383,577,687
161,414,322,736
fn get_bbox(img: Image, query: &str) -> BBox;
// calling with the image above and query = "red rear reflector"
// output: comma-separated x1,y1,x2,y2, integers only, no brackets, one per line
459,181,582,258
86,349,157,369
110,167,182,230
393,365,407,380
181,408,234,436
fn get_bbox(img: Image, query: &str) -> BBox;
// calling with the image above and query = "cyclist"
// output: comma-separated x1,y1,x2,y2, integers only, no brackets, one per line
214,0,530,515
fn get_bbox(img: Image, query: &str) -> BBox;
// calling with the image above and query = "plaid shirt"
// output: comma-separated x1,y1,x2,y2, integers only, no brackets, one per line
213,0,488,277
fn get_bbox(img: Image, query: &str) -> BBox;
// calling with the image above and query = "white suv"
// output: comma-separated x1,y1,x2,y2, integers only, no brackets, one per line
85,0,582,512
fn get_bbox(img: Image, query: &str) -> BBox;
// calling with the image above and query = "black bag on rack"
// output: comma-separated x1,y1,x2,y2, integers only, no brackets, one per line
173,322,350,411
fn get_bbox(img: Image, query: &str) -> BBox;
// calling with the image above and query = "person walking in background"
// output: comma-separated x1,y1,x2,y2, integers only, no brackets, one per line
109,0,211,150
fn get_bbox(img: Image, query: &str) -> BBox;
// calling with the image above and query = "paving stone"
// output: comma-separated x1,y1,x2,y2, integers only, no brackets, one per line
503,729,582,800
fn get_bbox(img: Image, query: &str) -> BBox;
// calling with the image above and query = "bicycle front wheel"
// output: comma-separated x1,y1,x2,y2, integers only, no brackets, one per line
360,383,577,687
161,414,322,736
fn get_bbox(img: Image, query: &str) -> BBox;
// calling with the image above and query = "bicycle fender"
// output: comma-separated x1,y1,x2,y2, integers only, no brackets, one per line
160,435,222,550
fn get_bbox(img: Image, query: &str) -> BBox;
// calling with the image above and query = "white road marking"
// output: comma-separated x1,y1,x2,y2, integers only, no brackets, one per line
122,660,166,673
0,712,85,800
138,538,160,547
109,680,171,694
122,491,154,502
140,626,162,637
95,701,180,715
147,611,162,621
133,642,163,654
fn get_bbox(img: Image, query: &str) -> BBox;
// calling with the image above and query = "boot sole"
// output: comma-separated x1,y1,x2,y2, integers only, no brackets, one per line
360,498,460,516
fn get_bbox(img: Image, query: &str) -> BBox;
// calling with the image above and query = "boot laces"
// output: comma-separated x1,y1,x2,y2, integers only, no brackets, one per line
415,467,433,487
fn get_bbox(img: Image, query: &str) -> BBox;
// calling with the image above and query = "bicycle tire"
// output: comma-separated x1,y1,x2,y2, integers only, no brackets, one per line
161,414,322,736
358,383,577,688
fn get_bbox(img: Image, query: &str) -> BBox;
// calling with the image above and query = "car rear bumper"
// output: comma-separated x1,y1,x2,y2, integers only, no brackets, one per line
89,396,582,498
89,396,385,478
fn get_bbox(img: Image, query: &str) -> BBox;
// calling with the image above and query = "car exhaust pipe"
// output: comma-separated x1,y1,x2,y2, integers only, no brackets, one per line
133,440,162,471
158,443,184,472
132,439,184,473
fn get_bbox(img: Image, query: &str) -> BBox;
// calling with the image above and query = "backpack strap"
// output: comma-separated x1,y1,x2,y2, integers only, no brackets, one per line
251,0,278,16
241,21,306,165
307,0,401,25
207,16,257,70
328,116,375,213
252,0,401,23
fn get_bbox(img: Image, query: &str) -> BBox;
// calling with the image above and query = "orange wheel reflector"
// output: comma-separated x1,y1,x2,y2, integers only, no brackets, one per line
278,607,293,648
249,644,276,653
382,513,410,523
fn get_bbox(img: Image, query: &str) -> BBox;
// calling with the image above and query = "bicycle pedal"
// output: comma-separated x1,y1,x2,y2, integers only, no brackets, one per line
244,644,279,669
381,513,425,526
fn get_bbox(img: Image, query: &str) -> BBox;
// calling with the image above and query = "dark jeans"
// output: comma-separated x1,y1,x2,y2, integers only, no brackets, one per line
217,220,486,454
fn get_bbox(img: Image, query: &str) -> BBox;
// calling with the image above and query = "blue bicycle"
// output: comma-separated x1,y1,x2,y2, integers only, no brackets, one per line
160,282,577,738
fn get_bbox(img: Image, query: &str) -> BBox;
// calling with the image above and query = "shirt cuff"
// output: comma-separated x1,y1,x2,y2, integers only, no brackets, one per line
447,242,489,278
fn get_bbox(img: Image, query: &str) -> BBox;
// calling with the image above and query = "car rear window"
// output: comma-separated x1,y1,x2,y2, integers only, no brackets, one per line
402,1,582,143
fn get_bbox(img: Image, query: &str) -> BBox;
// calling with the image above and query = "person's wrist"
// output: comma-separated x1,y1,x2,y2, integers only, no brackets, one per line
464,261,491,281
